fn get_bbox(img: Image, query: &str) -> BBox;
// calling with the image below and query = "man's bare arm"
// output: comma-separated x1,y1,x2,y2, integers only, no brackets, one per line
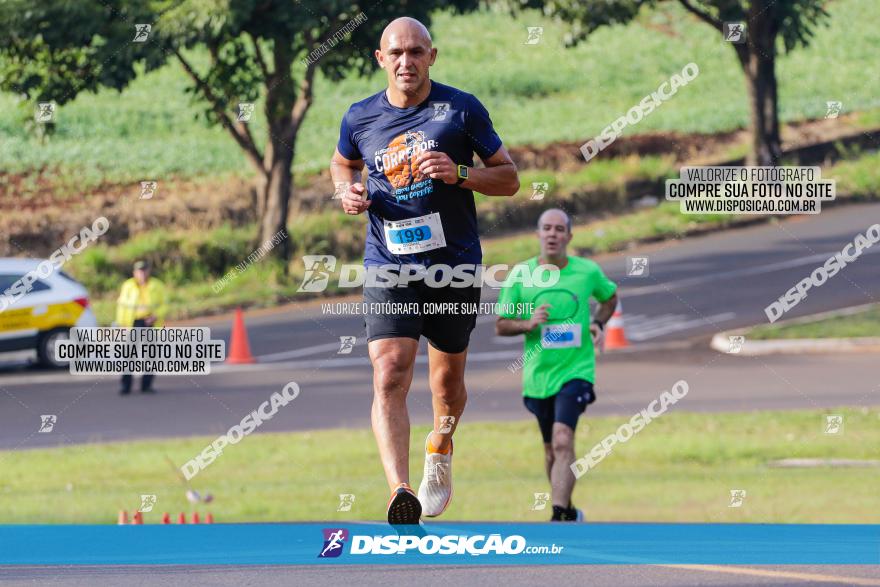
495,303,550,336
593,293,618,327
330,149,371,215
415,146,519,197
330,148,364,185
495,317,533,336
464,146,519,196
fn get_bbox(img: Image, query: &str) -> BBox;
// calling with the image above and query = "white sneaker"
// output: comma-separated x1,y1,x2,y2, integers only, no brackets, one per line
417,433,453,517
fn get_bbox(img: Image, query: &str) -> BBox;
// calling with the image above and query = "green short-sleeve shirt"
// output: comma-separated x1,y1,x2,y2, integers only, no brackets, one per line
497,256,617,399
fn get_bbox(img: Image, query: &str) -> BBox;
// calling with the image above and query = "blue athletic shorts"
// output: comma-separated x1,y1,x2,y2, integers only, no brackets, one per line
523,379,596,443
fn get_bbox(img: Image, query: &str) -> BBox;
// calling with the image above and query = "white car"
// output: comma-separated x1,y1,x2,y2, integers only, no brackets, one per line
0,258,98,367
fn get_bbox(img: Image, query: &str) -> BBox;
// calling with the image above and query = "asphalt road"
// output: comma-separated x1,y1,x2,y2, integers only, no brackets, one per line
2,564,879,586
1,205,878,587
0,202,878,450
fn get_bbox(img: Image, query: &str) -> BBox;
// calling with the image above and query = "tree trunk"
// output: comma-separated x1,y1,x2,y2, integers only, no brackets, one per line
743,55,782,166
741,9,782,166
254,174,268,222
260,138,294,261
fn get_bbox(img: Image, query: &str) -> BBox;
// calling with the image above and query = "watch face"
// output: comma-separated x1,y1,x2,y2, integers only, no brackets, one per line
458,165,468,179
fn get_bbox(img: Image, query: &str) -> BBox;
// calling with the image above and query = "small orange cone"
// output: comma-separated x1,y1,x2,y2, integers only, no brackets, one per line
162,512,171,524
205,513,214,524
178,512,187,524
226,308,255,364
133,511,143,525
604,300,629,350
118,510,129,525
191,512,200,524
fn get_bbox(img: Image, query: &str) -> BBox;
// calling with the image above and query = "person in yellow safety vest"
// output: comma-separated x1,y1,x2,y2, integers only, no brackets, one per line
115,260,167,395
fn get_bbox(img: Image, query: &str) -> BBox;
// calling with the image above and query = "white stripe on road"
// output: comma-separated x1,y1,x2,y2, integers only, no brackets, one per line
0,304,734,382
662,564,880,586
218,342,689,372
626,312,737,341
221,350,526,373
0,341,694,385
622,247,880,296
255,337,367,362
492,335,524,345
255,275,745,364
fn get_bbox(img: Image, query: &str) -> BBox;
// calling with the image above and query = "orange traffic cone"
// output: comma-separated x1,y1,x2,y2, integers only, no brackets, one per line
226,308,255,364
178,512,187,524
604,300,629,350
132,511,143,525
205,513,214,524
162,512,171,524
118,510,129,525
191,512,200,524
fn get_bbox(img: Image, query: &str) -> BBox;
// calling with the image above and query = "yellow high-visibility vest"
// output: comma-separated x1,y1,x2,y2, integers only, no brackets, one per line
115,277,168,327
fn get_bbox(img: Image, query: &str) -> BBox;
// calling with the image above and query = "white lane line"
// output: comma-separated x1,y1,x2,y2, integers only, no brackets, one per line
492,336,525,345
219,342,690,371
205,351,526,374
622,247,880,296
619,314,662,326
255,337,367,362
662,564,880,586
628,312,736,341
627,314,682,330
627,315,678,332
0,338,696,385
0,312,725,385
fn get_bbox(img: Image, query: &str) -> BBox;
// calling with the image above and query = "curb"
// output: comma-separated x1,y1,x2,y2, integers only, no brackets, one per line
711,303,880,355
710,332,880,355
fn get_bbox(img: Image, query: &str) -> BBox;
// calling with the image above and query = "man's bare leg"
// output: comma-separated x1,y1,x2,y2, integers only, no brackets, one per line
426,345,468,451
550,422,576,508
369,337,419,492
415,344,468,517
543,443,554,482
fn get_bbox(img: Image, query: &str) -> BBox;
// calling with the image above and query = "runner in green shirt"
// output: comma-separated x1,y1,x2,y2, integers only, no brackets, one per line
496,208,618,522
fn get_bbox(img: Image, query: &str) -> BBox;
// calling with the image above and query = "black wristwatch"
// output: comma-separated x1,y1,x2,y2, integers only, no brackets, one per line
455,165,469,185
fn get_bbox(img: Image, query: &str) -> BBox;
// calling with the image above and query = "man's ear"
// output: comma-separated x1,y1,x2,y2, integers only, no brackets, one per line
374,49,384,68
428,47,437,66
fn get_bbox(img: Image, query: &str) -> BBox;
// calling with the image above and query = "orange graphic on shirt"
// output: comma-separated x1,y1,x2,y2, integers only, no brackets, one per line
381,130,427,189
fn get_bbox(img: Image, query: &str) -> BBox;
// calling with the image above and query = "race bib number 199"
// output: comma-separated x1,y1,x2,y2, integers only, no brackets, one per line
383,212,447,255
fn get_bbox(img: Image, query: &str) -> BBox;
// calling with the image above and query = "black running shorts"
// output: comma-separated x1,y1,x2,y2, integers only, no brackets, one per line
363,281,481,354
523,379,596,443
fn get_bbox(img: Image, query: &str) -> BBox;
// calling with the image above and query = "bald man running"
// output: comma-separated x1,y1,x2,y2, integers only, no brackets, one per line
496,209,618,522
330,17,519,525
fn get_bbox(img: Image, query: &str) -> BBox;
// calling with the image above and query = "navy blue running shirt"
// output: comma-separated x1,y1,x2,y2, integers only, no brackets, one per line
336,81,503,267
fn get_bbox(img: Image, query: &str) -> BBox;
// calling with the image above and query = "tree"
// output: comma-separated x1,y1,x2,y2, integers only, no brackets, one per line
509,0,829,166
0,0,478,259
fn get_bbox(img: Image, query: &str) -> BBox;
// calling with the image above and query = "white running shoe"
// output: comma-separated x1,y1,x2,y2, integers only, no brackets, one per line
417,433,453,517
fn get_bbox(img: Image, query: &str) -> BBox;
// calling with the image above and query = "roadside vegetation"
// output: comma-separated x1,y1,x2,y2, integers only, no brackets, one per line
1,0,876,187
67,148,880,324
749,304,880,340
2,407,877,524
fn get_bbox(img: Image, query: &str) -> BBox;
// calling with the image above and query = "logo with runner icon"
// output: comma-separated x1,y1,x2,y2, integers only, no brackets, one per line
318,528,349,558
298,255,337,292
